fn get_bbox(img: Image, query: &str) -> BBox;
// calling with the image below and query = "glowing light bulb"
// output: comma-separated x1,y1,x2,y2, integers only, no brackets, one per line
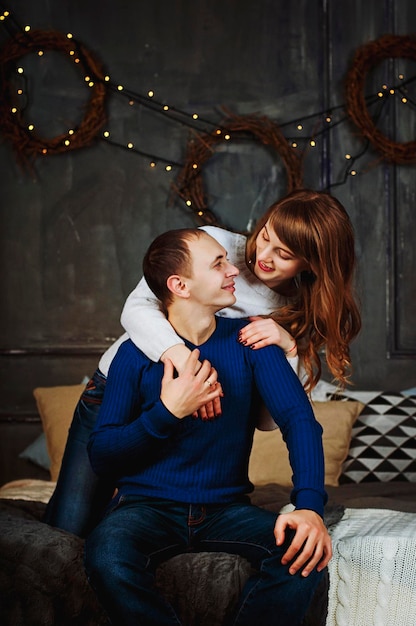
377,91,383,98
88,81,94,87
103,131,110,138
163,105,169,111
127,142,134,149
297,124,303,131
64,139,70,146
28,124,34,131
292,142,297,148
38,50,43,56
17,89,23,95
198,210,204,216
85,76,90,82
186,200,192,206
150,162,156,168
24,25,30,32
67,33,73,39
11,107,17,113
129,100,134,106
117,85,123,91
68,129,74,135
148,90,154,97
216,129,222,135
17,67,24,74
192,114,198,119
399,74,404,80
402,97,408,103
310,140,316,147
192,163,198,169
350,170,357,176
42,148,47,154
224,134,230,140
325,116,331,123
165,165,172,171
104,75,110,81
345,154,351,160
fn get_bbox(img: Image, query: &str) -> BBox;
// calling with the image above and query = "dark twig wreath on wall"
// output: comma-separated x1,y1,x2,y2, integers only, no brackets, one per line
0,29,107,169
345,34,416,164
172,112,304,226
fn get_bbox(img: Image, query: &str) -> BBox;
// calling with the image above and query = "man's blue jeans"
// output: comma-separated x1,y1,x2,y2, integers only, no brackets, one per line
84,495,325,626
43,369,114,537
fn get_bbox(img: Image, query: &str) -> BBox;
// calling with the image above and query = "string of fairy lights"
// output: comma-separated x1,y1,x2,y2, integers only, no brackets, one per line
1,5,416,197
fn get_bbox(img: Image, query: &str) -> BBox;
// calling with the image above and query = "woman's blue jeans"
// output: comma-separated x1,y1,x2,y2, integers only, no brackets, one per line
84,495,326,626
43,369,114,537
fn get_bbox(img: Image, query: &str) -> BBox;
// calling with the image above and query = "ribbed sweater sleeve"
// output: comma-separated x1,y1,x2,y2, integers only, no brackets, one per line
248,343,326,514
88,341,181,477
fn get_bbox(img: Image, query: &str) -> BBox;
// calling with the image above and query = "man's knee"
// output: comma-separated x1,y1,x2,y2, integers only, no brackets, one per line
85,526,148,587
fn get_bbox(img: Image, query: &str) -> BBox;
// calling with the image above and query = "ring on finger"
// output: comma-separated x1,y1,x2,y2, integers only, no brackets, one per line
205,379,212,387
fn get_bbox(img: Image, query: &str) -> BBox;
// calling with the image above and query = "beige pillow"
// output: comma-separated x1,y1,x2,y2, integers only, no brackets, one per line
34,385,363,487
249,400,364,487
33,384,85,481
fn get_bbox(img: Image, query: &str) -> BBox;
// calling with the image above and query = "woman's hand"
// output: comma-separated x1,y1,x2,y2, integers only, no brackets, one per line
238,316,297,356
160,344,222,419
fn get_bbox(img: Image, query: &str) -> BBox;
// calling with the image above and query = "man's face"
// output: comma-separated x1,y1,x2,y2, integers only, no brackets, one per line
185,234,239,312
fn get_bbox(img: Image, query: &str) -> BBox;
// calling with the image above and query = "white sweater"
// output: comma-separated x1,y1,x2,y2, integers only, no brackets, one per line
98,225,299,376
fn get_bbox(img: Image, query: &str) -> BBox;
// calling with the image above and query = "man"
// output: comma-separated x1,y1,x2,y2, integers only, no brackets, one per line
84,228,332,626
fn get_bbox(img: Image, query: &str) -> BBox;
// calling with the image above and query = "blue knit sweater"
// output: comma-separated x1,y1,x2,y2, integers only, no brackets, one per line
88,317,326,516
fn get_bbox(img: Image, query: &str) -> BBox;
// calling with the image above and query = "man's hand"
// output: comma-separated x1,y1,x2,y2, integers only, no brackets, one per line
161,344,222,419
160,349,223,419
238,316,297,356
274,509,332,577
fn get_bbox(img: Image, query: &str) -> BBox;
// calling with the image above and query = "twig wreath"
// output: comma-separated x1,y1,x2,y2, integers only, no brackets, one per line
172,112,304,226
345,34,416,164
0,29,107,168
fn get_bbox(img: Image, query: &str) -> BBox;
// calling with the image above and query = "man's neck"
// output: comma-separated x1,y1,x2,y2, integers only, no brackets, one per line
167,306,217,346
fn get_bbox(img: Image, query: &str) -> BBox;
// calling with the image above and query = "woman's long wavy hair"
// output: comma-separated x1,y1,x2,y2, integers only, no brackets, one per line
245,189,362,392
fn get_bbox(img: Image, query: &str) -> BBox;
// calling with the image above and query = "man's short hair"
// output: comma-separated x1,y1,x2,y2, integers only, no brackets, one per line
143,228,205,308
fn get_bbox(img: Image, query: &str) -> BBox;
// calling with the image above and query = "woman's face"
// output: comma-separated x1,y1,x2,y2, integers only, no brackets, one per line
254,220,310,289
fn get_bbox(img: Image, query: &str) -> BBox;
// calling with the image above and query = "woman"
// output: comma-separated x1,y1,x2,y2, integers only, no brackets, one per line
44,189,361,537
120,188,361,394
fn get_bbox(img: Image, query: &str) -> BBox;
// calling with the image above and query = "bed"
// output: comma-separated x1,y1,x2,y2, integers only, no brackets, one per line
1,381,416,625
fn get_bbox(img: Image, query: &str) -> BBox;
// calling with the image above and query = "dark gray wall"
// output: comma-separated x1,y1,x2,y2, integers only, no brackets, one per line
1,0,416,419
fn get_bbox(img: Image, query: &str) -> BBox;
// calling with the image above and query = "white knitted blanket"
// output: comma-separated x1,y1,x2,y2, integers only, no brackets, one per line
327,508,416,626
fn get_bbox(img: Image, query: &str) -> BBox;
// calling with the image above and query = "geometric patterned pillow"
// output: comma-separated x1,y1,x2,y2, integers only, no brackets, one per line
328,391,416,484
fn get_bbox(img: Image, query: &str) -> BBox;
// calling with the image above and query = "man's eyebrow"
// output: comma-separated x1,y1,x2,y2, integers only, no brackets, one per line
210,251,228,266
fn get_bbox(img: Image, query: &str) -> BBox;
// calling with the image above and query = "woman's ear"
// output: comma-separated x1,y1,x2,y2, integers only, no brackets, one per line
300,268,316,283
166,275,190,299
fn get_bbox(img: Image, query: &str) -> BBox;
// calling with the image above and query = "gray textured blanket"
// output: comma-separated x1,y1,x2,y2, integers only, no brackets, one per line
0,488,342,626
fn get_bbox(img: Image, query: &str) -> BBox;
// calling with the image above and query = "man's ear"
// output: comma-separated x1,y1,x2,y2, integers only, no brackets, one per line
166,275,190,299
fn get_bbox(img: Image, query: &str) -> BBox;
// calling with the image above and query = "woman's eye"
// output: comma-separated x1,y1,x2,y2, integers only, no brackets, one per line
278,250,293,261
